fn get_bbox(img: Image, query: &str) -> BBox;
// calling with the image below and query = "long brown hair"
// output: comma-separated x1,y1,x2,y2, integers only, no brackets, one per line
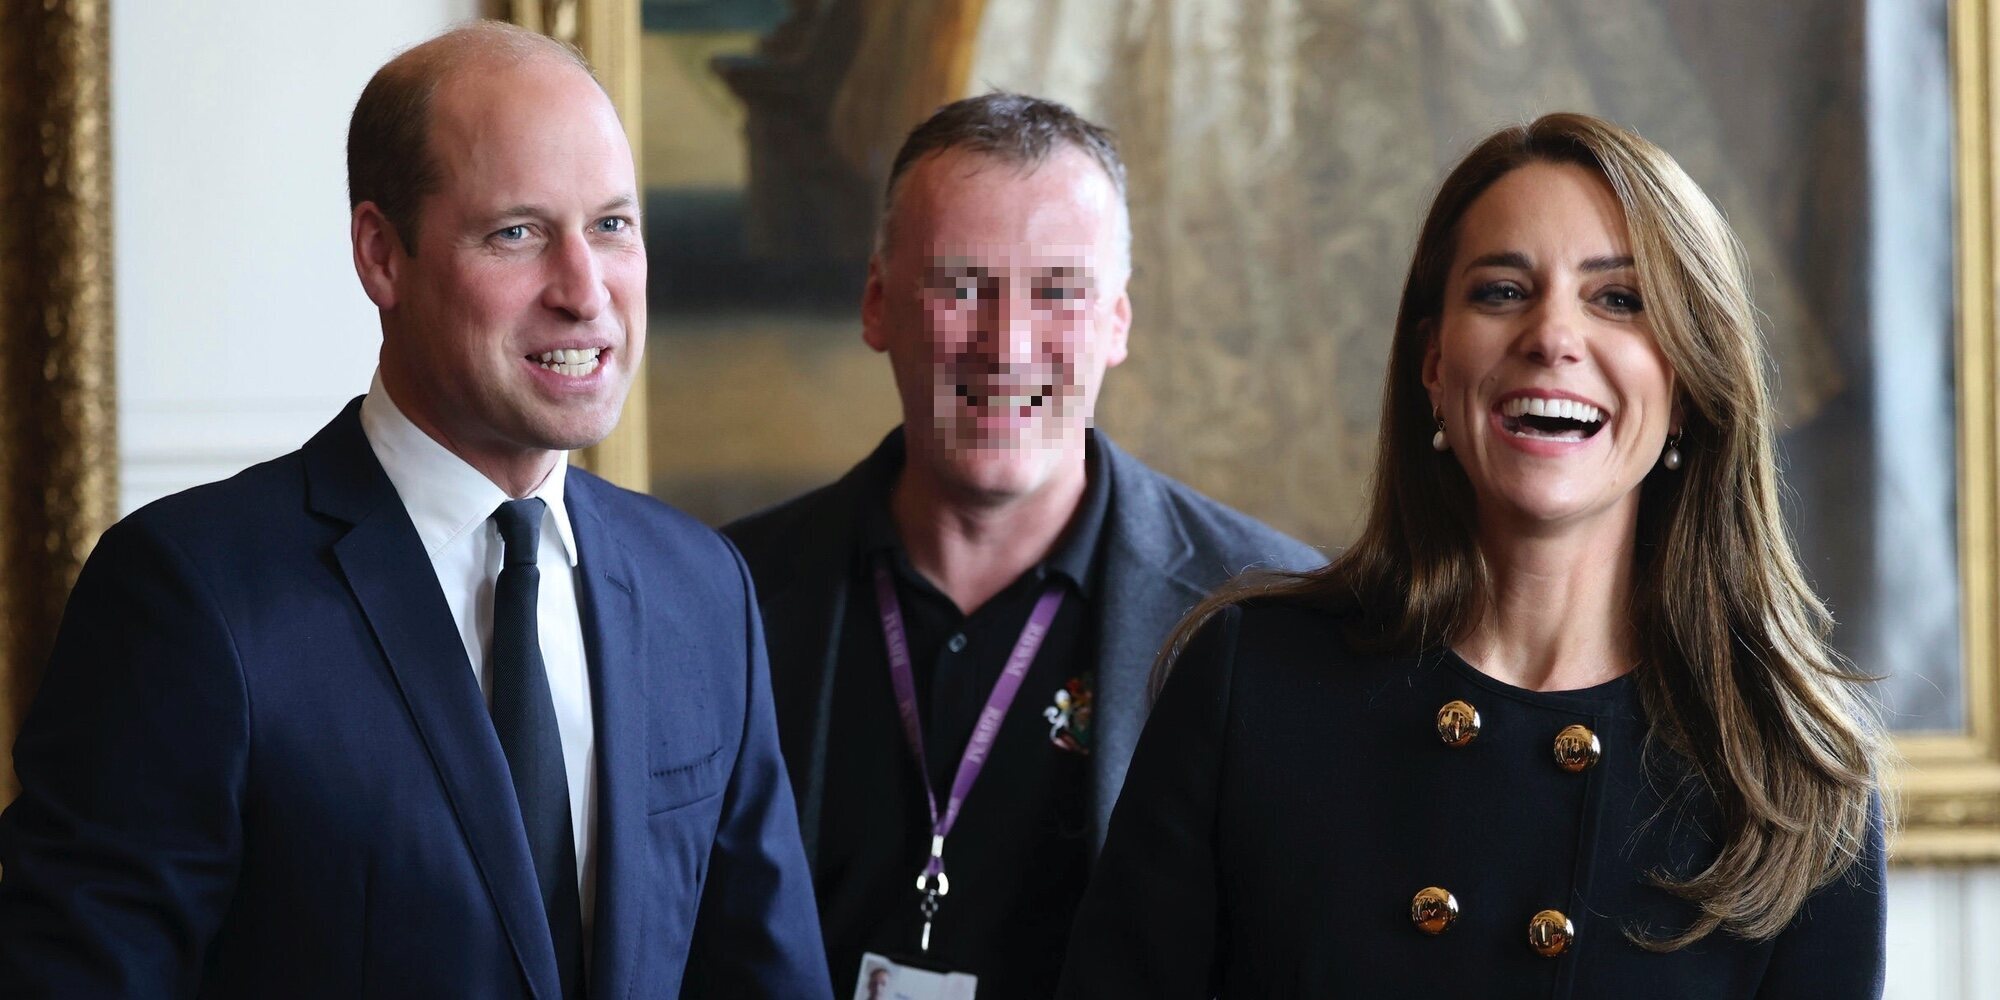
1161,112,1888,948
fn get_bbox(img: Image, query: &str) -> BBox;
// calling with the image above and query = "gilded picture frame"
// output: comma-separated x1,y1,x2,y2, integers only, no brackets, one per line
1896,0,2000,862
532,0,2000,862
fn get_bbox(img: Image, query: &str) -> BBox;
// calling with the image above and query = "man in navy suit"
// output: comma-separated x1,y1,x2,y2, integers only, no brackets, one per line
0,22,829,999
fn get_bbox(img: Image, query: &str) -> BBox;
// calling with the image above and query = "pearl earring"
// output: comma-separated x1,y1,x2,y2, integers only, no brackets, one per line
1662,432,1683,471
1432,416,1449,453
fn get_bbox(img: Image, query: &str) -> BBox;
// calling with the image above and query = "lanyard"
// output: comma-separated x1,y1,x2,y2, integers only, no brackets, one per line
872,558,1064,951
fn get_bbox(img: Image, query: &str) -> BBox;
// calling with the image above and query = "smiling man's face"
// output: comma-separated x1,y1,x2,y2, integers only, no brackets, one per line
371,53,645,477
862,146,1131,505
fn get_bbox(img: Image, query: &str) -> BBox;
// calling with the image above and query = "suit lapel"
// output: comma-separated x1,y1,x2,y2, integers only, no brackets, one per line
306,402,562,1000
565,476,647,1000
1087,435,1203,853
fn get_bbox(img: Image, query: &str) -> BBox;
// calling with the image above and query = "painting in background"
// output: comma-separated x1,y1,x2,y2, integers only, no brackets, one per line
640,0,1962,733
639,0,898,520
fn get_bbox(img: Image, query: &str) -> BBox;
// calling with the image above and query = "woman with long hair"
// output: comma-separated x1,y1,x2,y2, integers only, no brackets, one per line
1056,113,1888,997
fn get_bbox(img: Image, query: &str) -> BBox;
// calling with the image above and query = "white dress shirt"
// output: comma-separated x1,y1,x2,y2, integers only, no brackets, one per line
359,373,597,941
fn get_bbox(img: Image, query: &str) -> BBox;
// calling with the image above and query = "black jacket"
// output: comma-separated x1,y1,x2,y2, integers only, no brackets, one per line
723,428,1324,860
1058,600,1888,998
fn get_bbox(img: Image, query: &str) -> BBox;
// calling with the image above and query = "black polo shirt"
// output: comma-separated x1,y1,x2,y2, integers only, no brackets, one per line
813,438,1108,999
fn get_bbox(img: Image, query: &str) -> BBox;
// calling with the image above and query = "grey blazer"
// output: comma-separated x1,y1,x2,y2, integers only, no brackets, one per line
723,428,1324,862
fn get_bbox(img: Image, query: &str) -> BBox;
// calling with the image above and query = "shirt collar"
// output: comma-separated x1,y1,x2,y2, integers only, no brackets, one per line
860,428,1108,597
358,371,580,567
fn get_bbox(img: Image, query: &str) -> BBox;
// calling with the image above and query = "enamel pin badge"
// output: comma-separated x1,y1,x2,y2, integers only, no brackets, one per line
1042,673,1093,755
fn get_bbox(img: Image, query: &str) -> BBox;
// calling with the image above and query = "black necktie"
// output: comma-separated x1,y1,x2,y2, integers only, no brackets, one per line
490,498,585,998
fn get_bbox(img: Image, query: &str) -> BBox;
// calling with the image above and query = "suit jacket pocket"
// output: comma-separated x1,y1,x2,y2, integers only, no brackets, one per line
648,744,727,814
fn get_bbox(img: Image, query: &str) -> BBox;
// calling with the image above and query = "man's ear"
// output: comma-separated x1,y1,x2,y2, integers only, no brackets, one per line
352,202,404,310
860,256,889,353
1103,290,1132,369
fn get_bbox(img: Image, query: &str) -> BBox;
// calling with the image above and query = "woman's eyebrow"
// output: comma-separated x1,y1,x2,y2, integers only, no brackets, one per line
1461,250,1530,274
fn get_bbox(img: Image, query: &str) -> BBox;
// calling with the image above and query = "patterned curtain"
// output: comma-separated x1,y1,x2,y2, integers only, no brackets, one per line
0,0,117,806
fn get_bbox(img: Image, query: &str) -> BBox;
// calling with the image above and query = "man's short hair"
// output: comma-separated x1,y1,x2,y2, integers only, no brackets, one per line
876,92,1131,264
346,21,597,255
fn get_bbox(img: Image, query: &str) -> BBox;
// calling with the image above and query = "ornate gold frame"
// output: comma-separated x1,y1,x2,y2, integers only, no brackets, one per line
0,0,117,808
542,0,2000,860
1895,0,2000,862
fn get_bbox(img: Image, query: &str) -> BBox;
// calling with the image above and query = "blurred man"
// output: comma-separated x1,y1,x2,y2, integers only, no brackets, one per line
726,92,1321,998
0,22,828,998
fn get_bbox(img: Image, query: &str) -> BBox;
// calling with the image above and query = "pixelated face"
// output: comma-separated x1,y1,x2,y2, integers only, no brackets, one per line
863,146,1131,502
376,57,644,464
1423,162,1678,534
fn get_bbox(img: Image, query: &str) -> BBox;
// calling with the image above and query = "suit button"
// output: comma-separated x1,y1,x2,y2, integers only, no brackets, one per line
1528,908,1575,956
1436,700,1481,747
1410,886,1459,934
1552,724,1600,772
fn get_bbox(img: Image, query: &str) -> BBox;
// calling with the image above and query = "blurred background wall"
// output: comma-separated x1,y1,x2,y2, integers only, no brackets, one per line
113,0,479,512
21,1,1998,995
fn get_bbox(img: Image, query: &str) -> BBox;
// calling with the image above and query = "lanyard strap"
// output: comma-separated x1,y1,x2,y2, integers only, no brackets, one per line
873,559,1064,878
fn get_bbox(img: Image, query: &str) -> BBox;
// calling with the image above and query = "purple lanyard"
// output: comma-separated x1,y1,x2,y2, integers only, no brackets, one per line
873,559,1064,884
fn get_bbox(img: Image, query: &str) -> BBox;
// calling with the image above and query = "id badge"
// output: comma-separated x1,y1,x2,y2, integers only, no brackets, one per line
854,951,978,1000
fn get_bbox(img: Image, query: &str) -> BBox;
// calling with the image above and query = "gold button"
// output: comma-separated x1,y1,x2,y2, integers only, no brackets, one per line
1410,886,1459,934
1436,700,1481,748
1552,724,1600,772
1528,909,1574,956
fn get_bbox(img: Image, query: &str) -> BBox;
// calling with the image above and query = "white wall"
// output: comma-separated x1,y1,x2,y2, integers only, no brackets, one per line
107,2,2000,996
113,0,480,513
1888,866,2000,998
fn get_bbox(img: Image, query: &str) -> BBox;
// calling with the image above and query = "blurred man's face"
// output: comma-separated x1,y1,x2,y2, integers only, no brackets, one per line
367,55,644,477
863,146,1131,505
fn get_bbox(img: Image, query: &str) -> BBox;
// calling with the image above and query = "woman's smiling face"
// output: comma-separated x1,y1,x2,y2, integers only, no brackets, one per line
1423,160,1679,535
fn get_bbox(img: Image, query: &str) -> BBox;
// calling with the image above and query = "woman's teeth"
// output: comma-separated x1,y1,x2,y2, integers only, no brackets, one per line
1500,396,1603,422
1498,396,1607,440
535,348,601,377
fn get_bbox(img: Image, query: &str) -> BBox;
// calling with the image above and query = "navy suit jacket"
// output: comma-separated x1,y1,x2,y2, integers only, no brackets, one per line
0,401,832,999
